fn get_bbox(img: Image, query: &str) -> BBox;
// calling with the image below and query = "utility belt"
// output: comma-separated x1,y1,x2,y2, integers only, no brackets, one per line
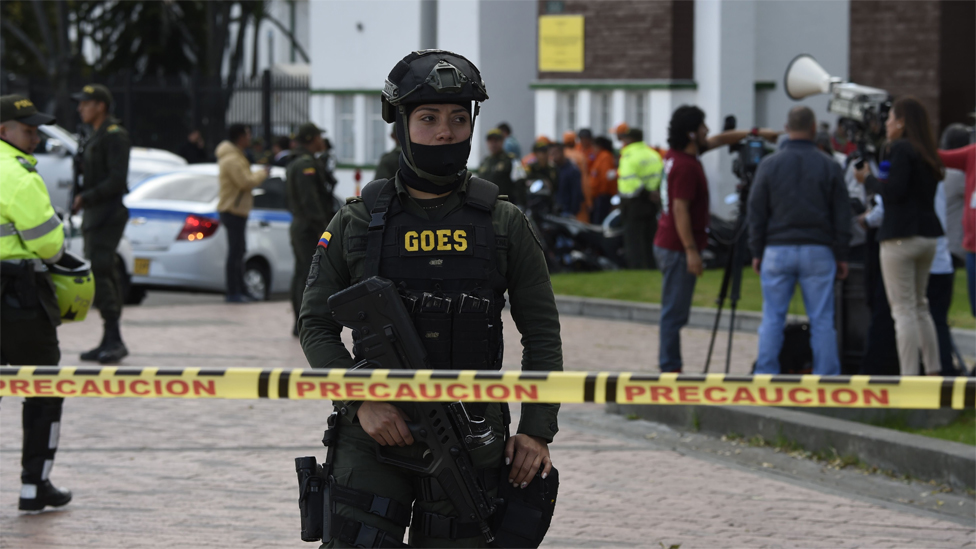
1,259,45,308
295,403,558,548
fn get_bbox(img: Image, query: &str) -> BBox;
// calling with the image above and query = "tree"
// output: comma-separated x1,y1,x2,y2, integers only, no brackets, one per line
1,1,307,148
1,0,90,122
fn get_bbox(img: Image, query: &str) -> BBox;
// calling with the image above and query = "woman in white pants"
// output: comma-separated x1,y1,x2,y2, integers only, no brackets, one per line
856,96,946,375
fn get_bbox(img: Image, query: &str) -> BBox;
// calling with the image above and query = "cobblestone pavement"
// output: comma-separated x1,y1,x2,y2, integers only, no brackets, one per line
2,298,973,548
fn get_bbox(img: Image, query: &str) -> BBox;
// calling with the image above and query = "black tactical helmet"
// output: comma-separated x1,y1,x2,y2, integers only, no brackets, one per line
381,50,488,123
381,50,490,188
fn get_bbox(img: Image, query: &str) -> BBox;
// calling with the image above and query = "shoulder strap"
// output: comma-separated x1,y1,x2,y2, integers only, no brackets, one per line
465,177,498,212
361,178,390,213
363,178,397,278
16,156,36,173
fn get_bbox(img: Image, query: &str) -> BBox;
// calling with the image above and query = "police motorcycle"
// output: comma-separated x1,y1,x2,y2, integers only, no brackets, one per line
524,179,625,272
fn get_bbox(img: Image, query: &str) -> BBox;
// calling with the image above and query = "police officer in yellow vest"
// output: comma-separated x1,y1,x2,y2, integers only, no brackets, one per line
617,127,663,269
0,94,94,510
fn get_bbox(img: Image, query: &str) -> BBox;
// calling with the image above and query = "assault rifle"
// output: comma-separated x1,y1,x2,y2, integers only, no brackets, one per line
327,276,499,544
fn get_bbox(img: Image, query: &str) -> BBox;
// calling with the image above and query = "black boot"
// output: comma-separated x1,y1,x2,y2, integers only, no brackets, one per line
97,318,128,364
79,331,107,361
19,480,72,511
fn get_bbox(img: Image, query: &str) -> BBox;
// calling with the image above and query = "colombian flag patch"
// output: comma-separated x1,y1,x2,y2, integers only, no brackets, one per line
317,231,331,249
303,167,316,175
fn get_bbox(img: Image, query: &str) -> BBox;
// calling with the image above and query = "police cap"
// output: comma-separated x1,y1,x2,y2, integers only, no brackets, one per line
72,84,113,107
0,95,56,126
296,122,324,143
486,128,504,141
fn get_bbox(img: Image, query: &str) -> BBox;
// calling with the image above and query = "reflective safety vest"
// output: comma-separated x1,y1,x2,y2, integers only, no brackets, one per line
0,139,65,262
617,141,663,198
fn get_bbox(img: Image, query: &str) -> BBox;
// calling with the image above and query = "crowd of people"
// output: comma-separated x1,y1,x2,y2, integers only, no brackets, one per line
474,100,974,378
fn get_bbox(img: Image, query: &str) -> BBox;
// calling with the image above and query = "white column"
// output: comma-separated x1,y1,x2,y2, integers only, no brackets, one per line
695,0,756,219
534,89,557,145
311,94,336,142
353,94,367,166
611,90,626,146
648,90,671,150
577,89,592,130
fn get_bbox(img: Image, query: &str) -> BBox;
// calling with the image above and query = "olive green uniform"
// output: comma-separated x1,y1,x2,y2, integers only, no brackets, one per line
299,174,562,547
286,147,335,332
374,146,401,181
79,117,130,321
476,151,524,206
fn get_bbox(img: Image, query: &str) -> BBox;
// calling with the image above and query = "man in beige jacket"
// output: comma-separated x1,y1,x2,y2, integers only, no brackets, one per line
216,124,268,302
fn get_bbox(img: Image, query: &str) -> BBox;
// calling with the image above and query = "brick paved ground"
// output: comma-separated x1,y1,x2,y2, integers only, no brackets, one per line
1,298,973,548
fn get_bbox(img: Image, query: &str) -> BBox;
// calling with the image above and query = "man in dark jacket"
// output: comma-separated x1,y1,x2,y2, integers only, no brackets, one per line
72,84,131,364
748,106,851,376
550,142,583,217
286,123,334,336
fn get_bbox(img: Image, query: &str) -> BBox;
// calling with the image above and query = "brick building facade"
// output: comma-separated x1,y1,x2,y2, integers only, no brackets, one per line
850,0,975,132
537,0,693,81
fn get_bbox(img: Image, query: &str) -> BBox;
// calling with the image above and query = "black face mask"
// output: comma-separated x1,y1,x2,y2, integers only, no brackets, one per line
393,103,473,193
410,139,470,177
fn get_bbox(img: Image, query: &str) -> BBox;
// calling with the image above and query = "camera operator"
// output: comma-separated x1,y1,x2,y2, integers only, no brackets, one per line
854,96,945,376
653,105,779,373
748,106,850,376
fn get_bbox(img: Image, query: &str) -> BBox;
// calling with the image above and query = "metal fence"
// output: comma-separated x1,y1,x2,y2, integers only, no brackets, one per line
1,68,309,159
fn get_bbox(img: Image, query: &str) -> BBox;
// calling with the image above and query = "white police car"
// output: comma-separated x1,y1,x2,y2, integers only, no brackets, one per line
120,164,307,303
36,124,187,212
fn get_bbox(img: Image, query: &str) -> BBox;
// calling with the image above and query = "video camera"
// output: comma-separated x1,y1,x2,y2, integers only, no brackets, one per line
784,54,891,156
722,115,773,186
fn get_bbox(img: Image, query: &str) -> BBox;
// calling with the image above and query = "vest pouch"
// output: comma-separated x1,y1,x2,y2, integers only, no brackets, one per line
416,293,452,369
452,294,492,369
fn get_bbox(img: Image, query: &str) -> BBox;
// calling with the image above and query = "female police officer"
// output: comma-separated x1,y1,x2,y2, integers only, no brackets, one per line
299,51,562,547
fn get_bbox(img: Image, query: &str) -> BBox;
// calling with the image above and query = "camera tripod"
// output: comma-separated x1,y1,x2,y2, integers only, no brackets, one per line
703,179,752,374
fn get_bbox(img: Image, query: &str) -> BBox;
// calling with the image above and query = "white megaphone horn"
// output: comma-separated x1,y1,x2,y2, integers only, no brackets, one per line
783,54,842,100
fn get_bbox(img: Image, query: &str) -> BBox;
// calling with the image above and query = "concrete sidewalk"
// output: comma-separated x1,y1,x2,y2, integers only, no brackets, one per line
1,299,973,548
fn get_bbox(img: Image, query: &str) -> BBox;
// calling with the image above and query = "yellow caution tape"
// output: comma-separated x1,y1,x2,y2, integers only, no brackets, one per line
0,367,972,409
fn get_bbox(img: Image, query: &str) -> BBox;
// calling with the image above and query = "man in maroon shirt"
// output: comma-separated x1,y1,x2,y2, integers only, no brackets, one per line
653,106,780,372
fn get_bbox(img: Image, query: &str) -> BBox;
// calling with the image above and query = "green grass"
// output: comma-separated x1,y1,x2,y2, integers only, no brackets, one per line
550,268,976,330
871,410,976,446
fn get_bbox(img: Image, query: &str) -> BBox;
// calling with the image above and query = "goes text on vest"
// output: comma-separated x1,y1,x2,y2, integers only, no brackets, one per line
400,226,472,256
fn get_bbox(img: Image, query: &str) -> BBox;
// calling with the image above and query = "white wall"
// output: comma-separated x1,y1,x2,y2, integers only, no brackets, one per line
309,0,422,91
754,0,850,131
439,0,482,164
477,0,537,163
695,0,757,219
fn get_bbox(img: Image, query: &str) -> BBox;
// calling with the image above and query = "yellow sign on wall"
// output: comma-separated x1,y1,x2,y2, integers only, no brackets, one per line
539,15,585,72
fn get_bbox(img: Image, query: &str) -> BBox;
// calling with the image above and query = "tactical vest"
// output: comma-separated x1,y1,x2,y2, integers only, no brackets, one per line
355,177,506,370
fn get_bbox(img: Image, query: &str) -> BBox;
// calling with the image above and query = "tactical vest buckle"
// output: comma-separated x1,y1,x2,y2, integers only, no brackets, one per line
368,210,388,231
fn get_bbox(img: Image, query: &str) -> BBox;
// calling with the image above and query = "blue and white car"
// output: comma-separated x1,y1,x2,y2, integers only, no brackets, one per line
122,164,297,302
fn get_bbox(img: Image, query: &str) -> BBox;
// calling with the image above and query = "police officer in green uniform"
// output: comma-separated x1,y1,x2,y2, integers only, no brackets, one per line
72,84,131,364
476,128,525,207
524,140,557,197
0,95,73,510
286,122,335,337
374,129,401,181
299,50,562,548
